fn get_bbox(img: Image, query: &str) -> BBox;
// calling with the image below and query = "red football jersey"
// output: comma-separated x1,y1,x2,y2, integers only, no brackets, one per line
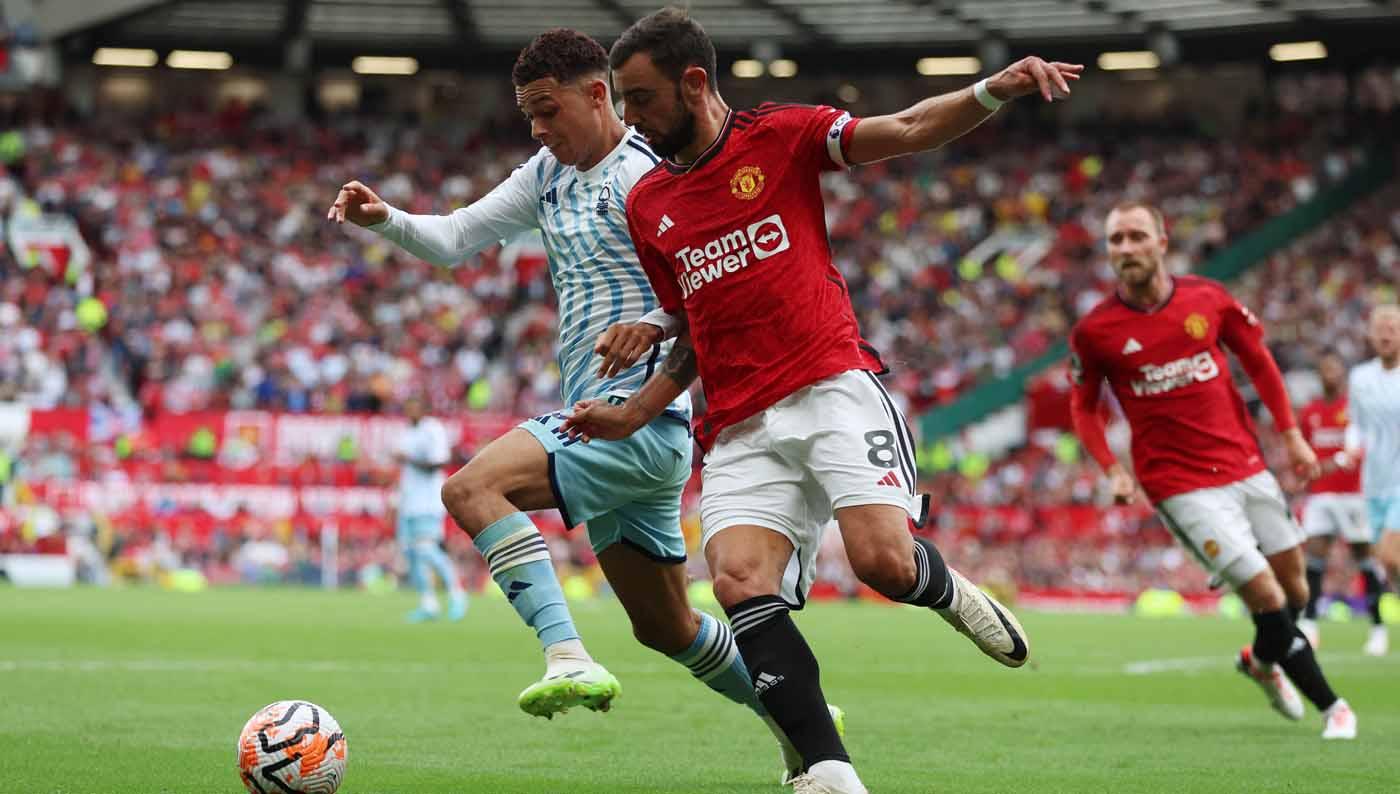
627,104,884,448
1300,396,1361,494
1070,276,1272,502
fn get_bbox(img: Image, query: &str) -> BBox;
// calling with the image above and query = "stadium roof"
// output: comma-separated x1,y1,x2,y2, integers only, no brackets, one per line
53,0,1400,70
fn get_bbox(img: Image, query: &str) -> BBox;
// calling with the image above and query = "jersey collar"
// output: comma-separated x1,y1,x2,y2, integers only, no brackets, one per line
1115,276,1176,314
575,128,636,185
663,109,735,175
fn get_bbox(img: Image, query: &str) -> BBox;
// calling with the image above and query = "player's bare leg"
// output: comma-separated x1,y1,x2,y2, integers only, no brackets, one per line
708,525,864,793
836,504,1029,668
442,431,619,718
596,542,836,779
1348,542,1390,655
1377,530,1400,590
1234,564,1353,737
1298,535,1332,647
1267,545,1310,624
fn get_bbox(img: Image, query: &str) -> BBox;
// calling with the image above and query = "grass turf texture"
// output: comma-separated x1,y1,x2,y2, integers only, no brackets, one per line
2,587,1395,793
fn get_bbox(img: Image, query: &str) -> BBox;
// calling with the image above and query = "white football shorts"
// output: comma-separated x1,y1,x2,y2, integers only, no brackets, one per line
1156,470,1304,589
699,369,925,608
1301,492,1371,544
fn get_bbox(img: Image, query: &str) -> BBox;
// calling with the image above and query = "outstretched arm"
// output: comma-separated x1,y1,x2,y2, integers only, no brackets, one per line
327,162,538,266
846,57,1083,165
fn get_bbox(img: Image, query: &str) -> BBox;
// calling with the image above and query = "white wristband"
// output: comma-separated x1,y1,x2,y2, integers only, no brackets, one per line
637,306,680,341
973,78,1004,112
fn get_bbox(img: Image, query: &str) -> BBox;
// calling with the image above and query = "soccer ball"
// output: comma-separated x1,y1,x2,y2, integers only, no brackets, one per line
237,700,347,794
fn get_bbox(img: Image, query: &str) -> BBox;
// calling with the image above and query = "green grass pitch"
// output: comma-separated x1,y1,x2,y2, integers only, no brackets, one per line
2,586,1395,793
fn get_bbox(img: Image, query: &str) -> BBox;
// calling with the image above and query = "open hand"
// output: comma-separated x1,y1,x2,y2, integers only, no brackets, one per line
987,57,1084,103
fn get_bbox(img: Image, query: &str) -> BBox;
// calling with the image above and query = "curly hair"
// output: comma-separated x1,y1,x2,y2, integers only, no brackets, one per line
609,7,717,91
512,28,610,87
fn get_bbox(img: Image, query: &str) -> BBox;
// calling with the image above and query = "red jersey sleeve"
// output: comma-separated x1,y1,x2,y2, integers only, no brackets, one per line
1216,288,1297,432
760,104,862,172
1069,323,1117,470
626,186,683,315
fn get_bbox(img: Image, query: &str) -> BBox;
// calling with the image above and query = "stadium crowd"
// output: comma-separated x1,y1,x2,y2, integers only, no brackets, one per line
2,68,1398,598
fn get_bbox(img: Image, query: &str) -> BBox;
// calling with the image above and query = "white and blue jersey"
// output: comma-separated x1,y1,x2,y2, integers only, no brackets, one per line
370,129,693,561
1347,359,1400,533
371,129,690,422
397,417,451,518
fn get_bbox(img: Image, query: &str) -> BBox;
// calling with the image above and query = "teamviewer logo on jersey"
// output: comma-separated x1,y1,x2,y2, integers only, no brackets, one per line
673,213,792,299
746,214,790,260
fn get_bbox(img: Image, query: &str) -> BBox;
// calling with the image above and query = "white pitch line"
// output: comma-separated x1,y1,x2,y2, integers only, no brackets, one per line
1123,653,1381,676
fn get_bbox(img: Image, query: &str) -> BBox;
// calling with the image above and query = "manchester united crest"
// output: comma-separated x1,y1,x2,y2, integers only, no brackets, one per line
730,165,765,200
1203,539,1220,560
1184,313,1210,340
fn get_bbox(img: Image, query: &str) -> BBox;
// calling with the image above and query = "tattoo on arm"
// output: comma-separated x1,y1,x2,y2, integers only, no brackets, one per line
660,334,698,387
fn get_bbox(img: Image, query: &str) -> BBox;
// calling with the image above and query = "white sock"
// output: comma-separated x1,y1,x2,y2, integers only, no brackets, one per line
544,638,594,676
419,593,440,613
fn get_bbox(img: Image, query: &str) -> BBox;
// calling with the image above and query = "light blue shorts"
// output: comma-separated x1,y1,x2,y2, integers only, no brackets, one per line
1367,497,1400,541
520,409,693,563
397,513,445,546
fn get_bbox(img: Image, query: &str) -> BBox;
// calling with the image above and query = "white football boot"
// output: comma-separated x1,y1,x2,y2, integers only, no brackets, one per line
1363,625,1388,657
791,760,868,794
1322,698,1357,740
1235,647,1304,721
935,568,1030,667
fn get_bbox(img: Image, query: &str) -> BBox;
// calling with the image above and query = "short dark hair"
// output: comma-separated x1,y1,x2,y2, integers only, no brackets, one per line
513,28,609,87
609,7,717,91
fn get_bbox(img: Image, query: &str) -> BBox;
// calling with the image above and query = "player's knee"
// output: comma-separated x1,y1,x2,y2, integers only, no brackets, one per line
711,568,776,609
440,468,490,521
848,545,917,597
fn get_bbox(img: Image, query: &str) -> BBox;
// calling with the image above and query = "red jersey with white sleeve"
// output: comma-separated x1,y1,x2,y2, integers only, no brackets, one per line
626,104,884,448
1069,275,1297,503
1300,396,1361,494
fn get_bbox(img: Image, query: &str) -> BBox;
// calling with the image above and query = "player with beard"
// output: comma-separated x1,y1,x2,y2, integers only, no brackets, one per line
562,7,1077,792
1295,349,1388,655
329,30,848,779
1069,202,1355,740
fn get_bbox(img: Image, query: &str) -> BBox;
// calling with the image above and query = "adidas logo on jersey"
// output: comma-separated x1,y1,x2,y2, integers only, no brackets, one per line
657,214,674,236
1122,338,1143,355
754,671,785,696
673,213,791,299
877,471,901,488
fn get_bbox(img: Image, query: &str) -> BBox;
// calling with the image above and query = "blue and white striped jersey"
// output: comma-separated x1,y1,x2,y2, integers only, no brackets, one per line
1347,359,1400,499
371,129,689,420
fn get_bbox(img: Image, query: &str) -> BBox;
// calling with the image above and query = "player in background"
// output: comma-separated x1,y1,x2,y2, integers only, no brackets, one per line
1070,202,1355,740
395,396,468,623
1296,350,1387,655
1338,304,1400,636
329,27,840,778
563,9,1076,791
